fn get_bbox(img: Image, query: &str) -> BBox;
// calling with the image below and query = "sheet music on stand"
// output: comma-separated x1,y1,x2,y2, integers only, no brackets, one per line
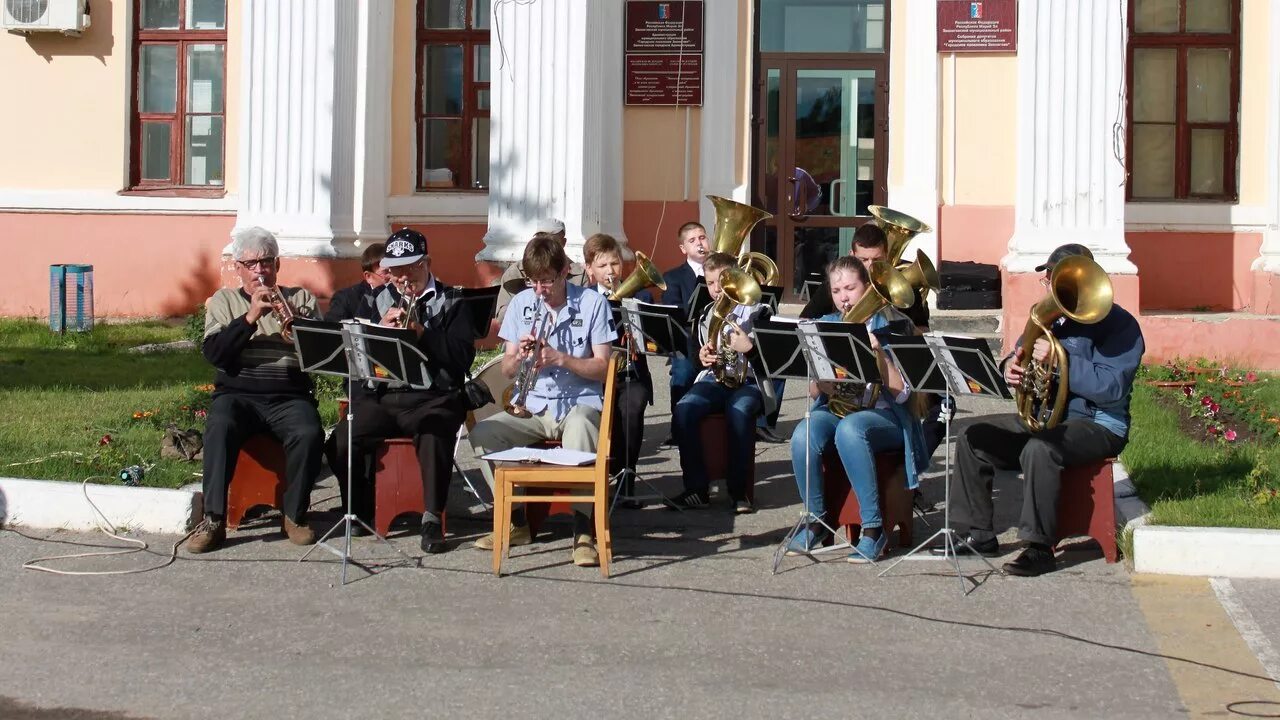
623,299,691,358
881,333,1010,399
346,322,434,390
750,316,809,380
799,320,881,385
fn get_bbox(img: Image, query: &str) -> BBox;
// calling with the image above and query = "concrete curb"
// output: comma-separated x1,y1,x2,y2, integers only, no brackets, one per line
1133,525,1280,579
0,477,200,534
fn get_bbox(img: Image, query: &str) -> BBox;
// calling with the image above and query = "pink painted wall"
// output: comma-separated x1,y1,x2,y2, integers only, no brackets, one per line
1254,271,1280,315
623,200,701,303
1127,231,1262,311
938,205,1014,266
1140,315,1280,370
389,222,489,287
0,212,235,318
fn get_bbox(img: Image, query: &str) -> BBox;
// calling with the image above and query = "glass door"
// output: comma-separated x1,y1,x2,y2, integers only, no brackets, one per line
754,58,887,296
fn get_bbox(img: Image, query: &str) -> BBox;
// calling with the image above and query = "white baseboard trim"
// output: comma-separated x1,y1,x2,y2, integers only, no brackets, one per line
1133,525,1280,579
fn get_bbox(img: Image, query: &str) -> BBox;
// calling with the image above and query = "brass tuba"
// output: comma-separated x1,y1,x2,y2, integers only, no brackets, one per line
897,250,941,302
1015,255,1114,432
825,261,914,418
705,266,761,388
869,205,932,266
708,195,780,286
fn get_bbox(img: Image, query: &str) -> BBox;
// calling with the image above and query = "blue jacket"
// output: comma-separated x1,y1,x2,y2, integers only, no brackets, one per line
1054,303,1145,438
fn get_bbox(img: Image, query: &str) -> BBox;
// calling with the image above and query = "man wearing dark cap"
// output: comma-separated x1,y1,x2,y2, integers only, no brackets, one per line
327,228,477,553
935,243,1145,576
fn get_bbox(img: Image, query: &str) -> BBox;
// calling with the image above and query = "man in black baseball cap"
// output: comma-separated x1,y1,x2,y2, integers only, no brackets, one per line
381,227,428,268
935,240,1146,577
1034,243,1093,273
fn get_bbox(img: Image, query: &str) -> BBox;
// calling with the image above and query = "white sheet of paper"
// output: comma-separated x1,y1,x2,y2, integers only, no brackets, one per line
480,447,596,466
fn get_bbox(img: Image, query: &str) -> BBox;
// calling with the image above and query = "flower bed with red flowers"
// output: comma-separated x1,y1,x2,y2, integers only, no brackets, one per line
1142,360,1277,446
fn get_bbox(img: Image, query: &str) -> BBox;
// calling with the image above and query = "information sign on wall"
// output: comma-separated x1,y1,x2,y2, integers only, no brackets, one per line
937,0,1017,53
625,1,704,106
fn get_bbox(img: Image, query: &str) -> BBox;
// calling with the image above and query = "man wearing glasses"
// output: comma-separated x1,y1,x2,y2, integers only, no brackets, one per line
468,234,616,567
189,226,324,553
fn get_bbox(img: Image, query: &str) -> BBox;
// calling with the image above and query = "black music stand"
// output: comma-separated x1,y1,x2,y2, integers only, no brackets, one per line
759,318,882,573
454,286,500,507
608,299,688,511
292,318,422,585
876,333,1010,595
758,284,784,314
686,280,712,326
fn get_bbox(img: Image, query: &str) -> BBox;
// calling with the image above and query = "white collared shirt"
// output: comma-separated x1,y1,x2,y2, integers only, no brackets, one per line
686,258,704,277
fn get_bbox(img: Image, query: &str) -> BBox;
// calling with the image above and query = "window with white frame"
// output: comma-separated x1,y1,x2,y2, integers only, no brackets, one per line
417,0,490,191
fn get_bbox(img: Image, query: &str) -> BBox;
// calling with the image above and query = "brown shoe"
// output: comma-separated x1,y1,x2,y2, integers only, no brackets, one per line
187,517,226,554
572,534,599,567
283,516,316,545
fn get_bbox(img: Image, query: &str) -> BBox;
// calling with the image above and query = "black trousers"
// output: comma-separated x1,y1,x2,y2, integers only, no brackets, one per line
328,389,467,520
202,393,324,522
952,413,1127,546
609,374,649,487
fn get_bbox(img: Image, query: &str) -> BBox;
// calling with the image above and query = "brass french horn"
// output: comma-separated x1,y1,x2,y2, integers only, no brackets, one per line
1015,255,1114,432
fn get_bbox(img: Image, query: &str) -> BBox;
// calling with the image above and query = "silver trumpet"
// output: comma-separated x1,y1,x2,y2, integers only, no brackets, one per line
504,295,554,418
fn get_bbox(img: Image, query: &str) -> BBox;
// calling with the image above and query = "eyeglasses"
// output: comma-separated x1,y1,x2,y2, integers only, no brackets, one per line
526,277,559,289
237,257,277,270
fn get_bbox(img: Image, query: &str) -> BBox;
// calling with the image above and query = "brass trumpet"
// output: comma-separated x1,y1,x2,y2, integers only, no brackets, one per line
256,275,298,341
504,295,553,418
389,277,419,329
1015,255,1113,432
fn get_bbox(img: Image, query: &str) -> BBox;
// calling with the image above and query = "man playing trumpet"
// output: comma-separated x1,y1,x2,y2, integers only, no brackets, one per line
469,234,616,567
667,252,774,513
190,226,323,553
786,257,930,563
939,244,1144,576
326,228,477,553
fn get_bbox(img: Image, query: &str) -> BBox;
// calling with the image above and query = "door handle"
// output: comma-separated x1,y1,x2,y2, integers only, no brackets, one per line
829,178,845,216
786,177,808,221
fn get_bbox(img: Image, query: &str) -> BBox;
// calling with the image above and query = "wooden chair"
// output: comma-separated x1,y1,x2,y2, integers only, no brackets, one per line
699,413,757,503
1054,458,1119,563
492,354,620,578
820,451,914,548
225,434,286,529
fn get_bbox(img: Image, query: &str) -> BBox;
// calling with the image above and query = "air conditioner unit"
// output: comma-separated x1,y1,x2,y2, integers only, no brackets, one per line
3,0,90,36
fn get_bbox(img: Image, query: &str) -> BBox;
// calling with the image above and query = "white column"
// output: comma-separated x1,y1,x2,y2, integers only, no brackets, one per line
479,0,626,263
699,0,747,233
232,0,391,257
887,0,939,266
1255,0,1280,276
1004,0,1137,274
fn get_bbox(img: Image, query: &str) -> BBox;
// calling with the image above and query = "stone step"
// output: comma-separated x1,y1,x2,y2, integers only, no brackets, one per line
928,309,1002,335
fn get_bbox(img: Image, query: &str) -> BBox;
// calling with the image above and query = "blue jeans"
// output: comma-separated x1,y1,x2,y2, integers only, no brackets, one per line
669,356,697,418
674,380,763,498
789,407,905,529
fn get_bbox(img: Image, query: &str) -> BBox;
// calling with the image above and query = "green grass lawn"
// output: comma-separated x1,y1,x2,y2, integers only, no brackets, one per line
1,319,502,490
1123,372,1280,530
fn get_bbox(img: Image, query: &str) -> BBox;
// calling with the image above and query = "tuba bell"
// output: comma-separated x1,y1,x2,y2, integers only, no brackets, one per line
869,205,932,266
1015,255,1114,432
896,250,941,302
708,195,779,286
705,266,761,388
825,261,914,418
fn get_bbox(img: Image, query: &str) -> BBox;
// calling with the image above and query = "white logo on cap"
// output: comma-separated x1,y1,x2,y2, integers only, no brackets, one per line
387,239,416,257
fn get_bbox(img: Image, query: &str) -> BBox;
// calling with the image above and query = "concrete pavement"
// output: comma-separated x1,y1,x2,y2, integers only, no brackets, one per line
1,366,1278,718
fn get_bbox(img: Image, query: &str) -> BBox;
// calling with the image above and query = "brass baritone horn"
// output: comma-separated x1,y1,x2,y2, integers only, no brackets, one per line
825,261,914,418
707,195,779,286
609,251,668,299
869,205,932,266
1015,255,1114,432
896,250,941,302
705,267,762,388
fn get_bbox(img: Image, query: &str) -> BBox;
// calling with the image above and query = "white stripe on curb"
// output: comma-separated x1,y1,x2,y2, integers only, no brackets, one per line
1210,577,1280,692
0,477,199,535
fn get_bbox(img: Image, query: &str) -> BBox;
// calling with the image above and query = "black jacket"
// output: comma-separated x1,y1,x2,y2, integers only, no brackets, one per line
661,262,701,323
611,288,655,403
363,279,477,393
325,280,377,322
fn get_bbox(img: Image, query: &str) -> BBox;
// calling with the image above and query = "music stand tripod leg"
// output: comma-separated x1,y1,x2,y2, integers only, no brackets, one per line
876,388,1004,594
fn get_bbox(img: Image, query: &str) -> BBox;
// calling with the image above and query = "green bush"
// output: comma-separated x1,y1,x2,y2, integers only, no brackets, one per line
185,305,206,347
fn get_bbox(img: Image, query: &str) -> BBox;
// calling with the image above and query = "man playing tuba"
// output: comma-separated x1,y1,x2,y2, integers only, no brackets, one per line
938,244,1144,576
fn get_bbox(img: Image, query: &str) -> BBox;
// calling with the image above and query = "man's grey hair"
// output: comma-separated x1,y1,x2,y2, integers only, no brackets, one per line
230,226,280,260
